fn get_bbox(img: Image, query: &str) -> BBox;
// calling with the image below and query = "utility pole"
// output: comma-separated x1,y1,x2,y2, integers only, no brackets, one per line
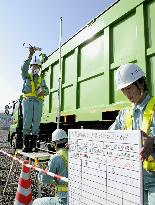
57,17,62,129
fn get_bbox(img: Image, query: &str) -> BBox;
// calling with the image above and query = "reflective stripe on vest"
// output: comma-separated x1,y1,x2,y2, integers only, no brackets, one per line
125,97,155,171
55,149,68,193
55,185,68,192
23,74,44,100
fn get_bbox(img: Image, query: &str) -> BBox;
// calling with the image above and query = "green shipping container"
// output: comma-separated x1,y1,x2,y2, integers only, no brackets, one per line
41,0,155,129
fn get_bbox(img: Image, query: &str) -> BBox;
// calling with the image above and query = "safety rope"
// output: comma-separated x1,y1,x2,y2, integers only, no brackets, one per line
0,149,68,183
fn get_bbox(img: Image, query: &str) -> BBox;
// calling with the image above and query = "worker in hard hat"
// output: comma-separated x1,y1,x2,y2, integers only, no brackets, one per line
21,47,49,152
109,63,155,205
32,129,68,205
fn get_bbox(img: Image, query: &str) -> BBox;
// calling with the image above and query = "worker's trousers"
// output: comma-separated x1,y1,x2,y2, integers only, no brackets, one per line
22,98,43,136
32,197,67,205
144,171,155,205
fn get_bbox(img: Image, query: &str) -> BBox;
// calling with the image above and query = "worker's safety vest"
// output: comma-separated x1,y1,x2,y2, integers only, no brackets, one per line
55,149,68,193
23,74,44,101
125,97,155,171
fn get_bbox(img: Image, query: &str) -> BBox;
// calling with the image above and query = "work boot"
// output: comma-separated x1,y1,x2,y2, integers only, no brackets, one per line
15,132,23,149
31,135,38,152
22,135,32,152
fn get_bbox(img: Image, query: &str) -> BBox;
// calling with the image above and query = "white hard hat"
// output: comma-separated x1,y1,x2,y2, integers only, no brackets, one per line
52,129,68,142
30,58,41,66
115,63,145,90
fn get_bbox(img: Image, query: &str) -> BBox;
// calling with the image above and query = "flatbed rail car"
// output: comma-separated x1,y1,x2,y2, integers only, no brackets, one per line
40,0,155,133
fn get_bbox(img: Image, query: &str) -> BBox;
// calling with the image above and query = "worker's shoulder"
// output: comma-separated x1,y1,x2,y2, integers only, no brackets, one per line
150,96,155,104
50,153,65,161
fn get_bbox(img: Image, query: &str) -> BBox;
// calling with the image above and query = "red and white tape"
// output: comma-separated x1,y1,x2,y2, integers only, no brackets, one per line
0,150,68,183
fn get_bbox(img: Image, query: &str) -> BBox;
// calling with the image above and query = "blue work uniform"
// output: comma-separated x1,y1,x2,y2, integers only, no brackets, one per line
21,59,49,136
109,94,155,205
32,148,68,205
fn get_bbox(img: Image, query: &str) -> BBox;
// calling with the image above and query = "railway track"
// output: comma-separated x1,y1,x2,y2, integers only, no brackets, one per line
0,130,52,205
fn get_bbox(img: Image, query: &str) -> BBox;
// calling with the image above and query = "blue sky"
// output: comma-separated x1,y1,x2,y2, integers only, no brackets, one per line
0,0,116,111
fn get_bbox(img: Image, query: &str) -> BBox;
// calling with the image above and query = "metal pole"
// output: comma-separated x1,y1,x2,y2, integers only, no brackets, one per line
57,17,62,129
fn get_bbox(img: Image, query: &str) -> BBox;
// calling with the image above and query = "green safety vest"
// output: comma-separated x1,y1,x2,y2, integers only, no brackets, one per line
23,74,44,101
125,97,155,171
55,149,68,193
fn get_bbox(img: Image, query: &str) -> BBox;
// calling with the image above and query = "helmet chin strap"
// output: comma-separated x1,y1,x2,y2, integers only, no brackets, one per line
134,80,145,95
135,91,147,105
33,68,40,75
140,90,145,96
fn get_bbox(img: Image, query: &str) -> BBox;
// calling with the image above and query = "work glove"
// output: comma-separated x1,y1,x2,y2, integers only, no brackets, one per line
140,131,154,161
28,47,35,59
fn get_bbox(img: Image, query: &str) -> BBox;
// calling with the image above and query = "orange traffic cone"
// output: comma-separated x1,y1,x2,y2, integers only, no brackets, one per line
14,160,32,205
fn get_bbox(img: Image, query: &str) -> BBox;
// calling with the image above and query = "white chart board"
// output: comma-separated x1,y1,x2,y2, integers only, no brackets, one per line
68,130,143,205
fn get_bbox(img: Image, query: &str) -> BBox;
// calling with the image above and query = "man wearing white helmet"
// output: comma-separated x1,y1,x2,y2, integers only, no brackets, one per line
32,129,68,205
109,63,155,205
21,47,49,152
